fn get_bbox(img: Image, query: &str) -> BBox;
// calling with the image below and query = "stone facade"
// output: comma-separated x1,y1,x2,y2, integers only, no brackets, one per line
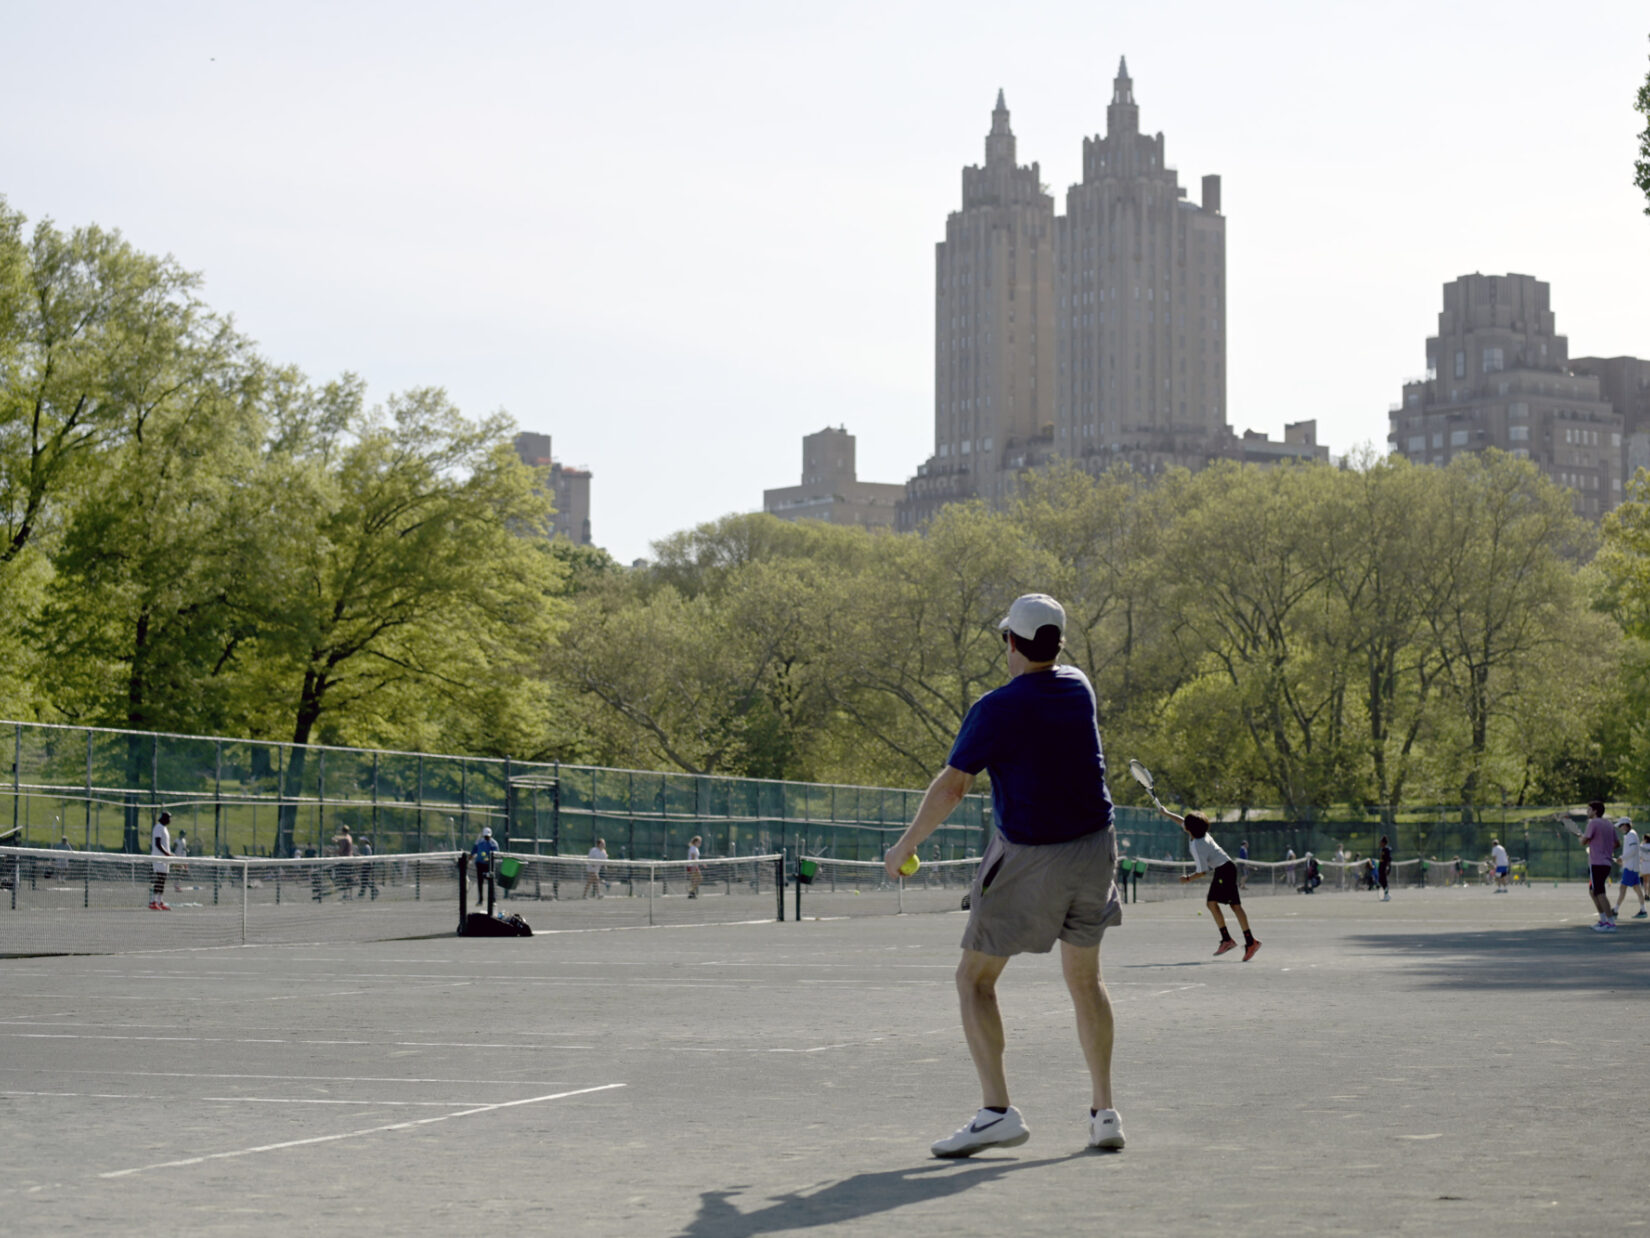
1387,274,1623,519
1570,355,1650,483
1056,58,1227,474
513,431,594,544
764,426,904,529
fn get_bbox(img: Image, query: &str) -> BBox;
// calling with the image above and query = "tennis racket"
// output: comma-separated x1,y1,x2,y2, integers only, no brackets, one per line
1128,759,1167,812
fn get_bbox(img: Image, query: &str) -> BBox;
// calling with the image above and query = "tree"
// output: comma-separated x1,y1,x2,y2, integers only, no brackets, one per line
1636,38,1650,215
1424,452,1591,822
1155,462,1352,816
248,385,565,854
0,202,218,566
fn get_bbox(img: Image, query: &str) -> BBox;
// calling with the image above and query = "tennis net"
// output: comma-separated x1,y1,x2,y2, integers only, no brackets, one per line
1114,856,1509,902
1,846,462,956
476,852,784,930
793,856,978,918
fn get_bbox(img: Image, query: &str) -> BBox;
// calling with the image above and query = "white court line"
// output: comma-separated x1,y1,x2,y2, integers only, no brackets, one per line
1,1033,590,1049
0,1092,457,1107
99,1083,626,1178
0,1069,577,1085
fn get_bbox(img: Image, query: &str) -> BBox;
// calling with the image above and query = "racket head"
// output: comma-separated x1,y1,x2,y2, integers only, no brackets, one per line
1128,759,1154,794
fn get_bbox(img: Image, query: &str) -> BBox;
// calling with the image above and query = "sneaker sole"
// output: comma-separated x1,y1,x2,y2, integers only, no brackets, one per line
931,1129,1031,1159
1088,1136,1125,1151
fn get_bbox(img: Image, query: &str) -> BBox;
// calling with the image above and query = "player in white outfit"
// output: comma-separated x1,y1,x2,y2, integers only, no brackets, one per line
1489,840,1510,893
1613,819,1645,919
149,811,173,911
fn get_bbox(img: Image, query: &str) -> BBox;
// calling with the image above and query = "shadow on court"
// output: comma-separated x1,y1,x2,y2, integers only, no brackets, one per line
1349,922,1647,993
676,1157,1069,1237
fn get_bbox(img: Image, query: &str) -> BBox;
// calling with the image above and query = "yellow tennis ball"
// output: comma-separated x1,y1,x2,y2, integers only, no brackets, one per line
899,854,921,877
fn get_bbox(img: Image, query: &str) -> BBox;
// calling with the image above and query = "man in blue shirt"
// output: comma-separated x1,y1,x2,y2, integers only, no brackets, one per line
472,827,499,902
884,593,1123,1158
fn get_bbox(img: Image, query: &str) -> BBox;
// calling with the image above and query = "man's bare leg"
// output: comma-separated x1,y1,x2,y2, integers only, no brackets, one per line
956,949,1012,1109
1059,941,1114,1111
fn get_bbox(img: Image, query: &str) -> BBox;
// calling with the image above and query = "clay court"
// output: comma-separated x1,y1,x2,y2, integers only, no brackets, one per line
1,882,1639,1237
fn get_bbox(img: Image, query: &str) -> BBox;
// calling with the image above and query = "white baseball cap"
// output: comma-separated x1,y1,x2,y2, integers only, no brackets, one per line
482,827,493,838
998,593,1066,641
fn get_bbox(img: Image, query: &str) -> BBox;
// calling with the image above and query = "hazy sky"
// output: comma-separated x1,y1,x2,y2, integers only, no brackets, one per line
5,1,1648,562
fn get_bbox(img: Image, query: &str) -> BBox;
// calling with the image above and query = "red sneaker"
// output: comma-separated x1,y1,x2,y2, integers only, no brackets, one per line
1214,939,1237,956
1242,939,1261,961
156,901,171,911
148,901,160,911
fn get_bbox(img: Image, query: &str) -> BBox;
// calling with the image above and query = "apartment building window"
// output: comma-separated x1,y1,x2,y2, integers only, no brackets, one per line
1450,430,1469,446
1509,425,1529,442
1431,433,1443,448
1406,435,1426,453
1482,347,1504,374
1454,350,1466,379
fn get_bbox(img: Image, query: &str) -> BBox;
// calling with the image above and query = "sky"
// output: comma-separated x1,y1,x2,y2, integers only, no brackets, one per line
4,0,1649,563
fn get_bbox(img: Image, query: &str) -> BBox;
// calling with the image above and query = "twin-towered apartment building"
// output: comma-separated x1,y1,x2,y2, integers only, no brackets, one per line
766,60,1324,533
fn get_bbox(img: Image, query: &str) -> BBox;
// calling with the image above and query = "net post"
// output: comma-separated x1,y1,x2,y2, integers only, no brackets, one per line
457,851,468,930
241,859,249,945
775,855,784,921
793,835,802,922
648,863,655,926
897,869,904,914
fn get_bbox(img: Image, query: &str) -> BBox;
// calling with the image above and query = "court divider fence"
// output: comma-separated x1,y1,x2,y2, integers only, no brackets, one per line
1,720,1634,883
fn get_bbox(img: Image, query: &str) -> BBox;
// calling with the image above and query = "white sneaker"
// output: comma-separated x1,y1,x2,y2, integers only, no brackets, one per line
1592,921,1616,932
931,1106,1030,1158
1088,1108,1125,1150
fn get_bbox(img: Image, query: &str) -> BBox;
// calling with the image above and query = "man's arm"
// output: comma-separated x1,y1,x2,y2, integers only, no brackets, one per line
883,766,975,878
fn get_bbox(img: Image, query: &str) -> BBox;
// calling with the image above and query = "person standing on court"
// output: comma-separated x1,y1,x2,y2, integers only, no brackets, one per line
883,593,1125,1158
686,835,703,899
1567,802,1619,932
149,811,173,911
584,838,607,898
1612,818,1645,920
471,826,498,903
1488,839,1510,893
1377,835,1393,902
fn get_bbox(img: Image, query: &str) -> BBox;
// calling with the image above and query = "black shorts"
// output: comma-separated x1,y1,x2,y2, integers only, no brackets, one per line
1207,861,1241,906
1591,864,1613,897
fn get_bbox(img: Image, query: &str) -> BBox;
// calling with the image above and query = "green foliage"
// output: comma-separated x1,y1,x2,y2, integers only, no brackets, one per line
1636,39,1650,216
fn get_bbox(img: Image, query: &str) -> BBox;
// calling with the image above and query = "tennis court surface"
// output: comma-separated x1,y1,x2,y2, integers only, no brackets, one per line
2,883,1638,1236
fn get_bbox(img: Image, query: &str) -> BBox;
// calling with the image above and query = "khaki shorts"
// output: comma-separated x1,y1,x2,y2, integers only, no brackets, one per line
960,827,1122,957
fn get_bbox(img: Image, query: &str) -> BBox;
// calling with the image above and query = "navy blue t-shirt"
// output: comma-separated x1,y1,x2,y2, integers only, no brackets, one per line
946,665,1113,845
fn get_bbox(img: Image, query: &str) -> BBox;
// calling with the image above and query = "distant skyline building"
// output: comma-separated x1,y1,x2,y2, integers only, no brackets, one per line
903,89,1057,528
900,61,1248,531
1570,355,1650,482
513,431,593,544
763,426,904,529
1388,273,1622,518
1055,58,1227,471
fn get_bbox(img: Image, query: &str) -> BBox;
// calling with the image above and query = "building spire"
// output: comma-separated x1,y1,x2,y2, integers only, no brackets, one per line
1113,57,1133,105
990,88,1011,136
1107,55,1139,136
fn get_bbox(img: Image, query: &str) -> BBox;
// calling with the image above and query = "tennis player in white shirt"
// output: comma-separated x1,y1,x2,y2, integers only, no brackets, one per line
1161,808,1260,960
1489,840,1510,893
1613,819,1645,920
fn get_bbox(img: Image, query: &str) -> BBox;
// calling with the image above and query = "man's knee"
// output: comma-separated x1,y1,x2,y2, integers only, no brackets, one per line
956,951,1006,998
